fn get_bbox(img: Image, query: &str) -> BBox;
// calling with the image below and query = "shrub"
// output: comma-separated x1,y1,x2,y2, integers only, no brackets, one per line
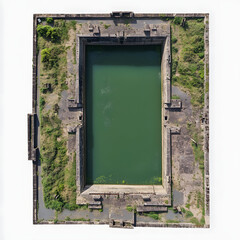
171,36,178,44
185,210,194,218
37,25,60,42
181,207,186,213
172,46,178,53
69,20,77,30
145,212,160,220
126,205,134,212
41,46,64,70
190,217,201,226
104,24,111,29
185,203,190,209
200,216,205,225
46,17,54,24
173,17,182,25
39,97,45,111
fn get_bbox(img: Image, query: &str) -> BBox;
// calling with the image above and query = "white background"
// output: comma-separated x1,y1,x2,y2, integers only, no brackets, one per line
1,0,240,239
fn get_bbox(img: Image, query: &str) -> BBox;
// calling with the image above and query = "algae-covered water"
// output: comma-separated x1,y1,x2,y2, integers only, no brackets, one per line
86,45,162,185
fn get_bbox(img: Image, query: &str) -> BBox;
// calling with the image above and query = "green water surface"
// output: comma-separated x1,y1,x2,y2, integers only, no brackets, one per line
86,45,162,185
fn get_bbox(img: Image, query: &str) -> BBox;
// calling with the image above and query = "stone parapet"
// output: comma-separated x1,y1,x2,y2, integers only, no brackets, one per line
27,113,37,161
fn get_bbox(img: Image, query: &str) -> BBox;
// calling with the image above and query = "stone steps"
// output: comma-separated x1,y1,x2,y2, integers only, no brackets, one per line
109,219,133,229
88,204,102,210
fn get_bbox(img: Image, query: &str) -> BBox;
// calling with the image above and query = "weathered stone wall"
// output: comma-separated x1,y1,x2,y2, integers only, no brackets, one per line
204,14,210,222
29,13,209,228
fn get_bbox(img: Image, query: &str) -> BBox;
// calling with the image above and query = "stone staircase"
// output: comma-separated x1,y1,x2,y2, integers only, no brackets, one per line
88,195,103,210
136,195,169,213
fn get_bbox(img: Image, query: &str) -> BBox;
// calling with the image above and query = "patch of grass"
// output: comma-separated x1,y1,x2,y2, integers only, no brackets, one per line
171,19,205,108
73,44,76,64
171,95,180,99
64,153,78,210
187,121,204,176
69,20,77,30
78,204,88,210
181,207,186,213
46,17,54,24
99,208,103,212
65,216,71,221
165,200,169,204
173,17,183,25
104,24,111,29
196,191,204,210
172,46,178,53
126,205,134,212
166,219,180,223
185,203,190,209
190,217,203,227
200,216,205,225
67,218,90,221
171,36,178,44
38,20,76,212
205,82,209,93
143,212,160,220
41,46,65,70
39,96,45,112
185,210,194,218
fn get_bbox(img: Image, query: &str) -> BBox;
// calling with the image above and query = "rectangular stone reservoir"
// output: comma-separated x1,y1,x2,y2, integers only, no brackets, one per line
86,45,162,185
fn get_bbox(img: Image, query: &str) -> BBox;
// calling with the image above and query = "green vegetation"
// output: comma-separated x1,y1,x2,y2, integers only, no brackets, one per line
171,36,178,44
72,44,76,64
205,81,209,93
197,191,204,209
69,20,77,30
65,217,90,221
181,207,186,213
200,216,205,225
173,17,182,25
171,19,205,108
171,95,180,99
38,19,81,212
41,46,65,70
185,210,194,218
143,212,161,220
37,25,61,42
166,219,180,223
190,217,204,227
187,121,204,176
46,17,54,24
37,19,77,43
185,203,190,209
39,96,45,112
126,205,135,212
104,24,111,29
152,176,162,185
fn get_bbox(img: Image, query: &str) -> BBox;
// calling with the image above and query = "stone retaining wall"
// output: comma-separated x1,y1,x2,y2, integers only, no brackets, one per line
29,12,209,227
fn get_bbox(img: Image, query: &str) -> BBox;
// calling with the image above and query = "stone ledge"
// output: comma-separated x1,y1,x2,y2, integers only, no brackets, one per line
27,113,37,161
164,99,182,109
67,99,81,109
137,206,168,213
